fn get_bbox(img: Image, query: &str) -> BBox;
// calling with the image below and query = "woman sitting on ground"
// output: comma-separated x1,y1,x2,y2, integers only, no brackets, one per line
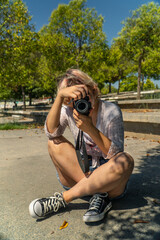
29,69,134,223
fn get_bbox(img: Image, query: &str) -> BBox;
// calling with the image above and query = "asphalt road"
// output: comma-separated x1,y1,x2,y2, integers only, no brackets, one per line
0,128,160,240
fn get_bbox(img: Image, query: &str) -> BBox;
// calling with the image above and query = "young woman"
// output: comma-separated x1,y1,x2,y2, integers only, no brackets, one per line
29,69,134,223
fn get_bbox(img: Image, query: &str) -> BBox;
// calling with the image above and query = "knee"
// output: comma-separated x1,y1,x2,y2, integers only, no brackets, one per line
48,136,73,155
111,152,134,176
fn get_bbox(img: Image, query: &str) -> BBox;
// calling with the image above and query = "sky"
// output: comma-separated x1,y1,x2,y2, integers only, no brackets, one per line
23,0,160,86
24,0,160,44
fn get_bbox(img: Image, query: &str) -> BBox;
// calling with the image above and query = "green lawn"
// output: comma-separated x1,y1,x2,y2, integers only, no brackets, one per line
0,123,42,130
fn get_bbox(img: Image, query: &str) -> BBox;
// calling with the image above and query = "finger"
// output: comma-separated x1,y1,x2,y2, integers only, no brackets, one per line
78,86,88,98
73,90,83,100
73,109,79,116
76,120,82,128
73,111,85,121
74,85,88,98
82,85,89,96
76,85,88,94
73,112,79,121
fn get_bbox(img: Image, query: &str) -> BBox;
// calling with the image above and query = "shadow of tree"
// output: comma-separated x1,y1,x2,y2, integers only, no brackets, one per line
0,233,10,240
80,144,160,240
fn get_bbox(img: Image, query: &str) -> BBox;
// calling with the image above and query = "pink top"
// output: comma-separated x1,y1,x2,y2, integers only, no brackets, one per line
45,100,124,167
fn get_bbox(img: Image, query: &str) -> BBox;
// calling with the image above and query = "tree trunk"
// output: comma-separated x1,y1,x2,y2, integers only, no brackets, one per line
4,100,7,110
141,74,144,91
117,79,120,95
29,92,32,106
109,82,111,93
51,95,54,103
21,86,26,111
137,56,142,100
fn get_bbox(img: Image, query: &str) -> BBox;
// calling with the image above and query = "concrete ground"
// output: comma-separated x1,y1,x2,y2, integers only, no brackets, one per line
0,128,160,240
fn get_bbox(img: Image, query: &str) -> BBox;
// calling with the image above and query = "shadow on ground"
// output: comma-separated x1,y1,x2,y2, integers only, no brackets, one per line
79,144,160,240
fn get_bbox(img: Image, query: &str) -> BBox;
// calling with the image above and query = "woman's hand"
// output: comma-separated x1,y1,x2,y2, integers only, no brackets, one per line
58,85,88,102
73,109,94,133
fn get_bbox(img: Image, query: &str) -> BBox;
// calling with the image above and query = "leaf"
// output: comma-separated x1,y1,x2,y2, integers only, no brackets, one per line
134,219,150,223
59,220,68,230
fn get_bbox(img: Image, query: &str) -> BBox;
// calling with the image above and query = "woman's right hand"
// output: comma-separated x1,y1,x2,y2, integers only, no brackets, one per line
58,85,88,102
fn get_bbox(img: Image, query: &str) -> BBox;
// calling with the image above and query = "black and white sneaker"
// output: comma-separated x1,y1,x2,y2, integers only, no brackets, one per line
29,192,66,219
83,193,112,222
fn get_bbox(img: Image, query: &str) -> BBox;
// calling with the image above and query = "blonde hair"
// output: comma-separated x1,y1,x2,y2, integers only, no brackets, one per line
57,69,100,98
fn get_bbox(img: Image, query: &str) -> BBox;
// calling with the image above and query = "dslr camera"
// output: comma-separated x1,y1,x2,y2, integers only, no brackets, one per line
73,96,92,116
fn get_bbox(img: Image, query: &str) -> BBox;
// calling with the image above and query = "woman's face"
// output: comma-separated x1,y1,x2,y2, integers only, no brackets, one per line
59,78,98,109
64,88,96,112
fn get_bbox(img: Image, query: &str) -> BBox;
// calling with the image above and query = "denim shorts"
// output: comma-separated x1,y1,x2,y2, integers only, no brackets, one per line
56,156,128,200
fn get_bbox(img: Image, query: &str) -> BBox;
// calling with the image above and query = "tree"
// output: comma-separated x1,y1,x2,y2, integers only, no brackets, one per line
99,44,134,93
115,2,160,99
0,0,39,109
0,84,12,109
142,48,160,81
143,79,156,90
101,83,117,95
38,31,75,101
120,75,138,92
41,0,108,89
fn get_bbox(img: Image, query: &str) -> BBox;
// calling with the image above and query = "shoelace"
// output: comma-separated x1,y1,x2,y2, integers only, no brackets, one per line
41,195,65,215
88,194,103,212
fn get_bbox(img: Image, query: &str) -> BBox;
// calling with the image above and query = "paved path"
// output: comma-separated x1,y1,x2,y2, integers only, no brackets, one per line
0,128,160,240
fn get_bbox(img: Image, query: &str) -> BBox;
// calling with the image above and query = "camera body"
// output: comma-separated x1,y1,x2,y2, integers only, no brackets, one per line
73,96,92,116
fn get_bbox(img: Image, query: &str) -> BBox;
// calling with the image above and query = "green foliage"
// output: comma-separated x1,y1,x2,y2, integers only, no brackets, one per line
100,44,134,87
120,76,157,92
38,32,74,97
143,79,156,90
0,84,12,101
0,122,42,130
142,49,160,79
117,2,160,60
101,84,117,95
0,0,40,106
120,75,138,92
41,0,108,89
1,0,160,101
0,122,28,130
115,2,160,98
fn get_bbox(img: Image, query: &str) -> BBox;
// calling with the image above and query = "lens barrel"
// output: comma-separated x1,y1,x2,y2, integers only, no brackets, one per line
73,96,91,115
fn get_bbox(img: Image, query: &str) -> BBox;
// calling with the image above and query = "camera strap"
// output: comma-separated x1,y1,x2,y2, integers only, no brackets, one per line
75,130,89,173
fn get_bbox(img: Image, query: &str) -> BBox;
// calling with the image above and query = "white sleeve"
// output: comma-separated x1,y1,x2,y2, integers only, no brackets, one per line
44,106,69,140
105,115,124,159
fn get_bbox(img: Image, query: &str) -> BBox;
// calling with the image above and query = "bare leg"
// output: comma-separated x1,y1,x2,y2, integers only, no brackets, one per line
48,137,134,203
30,138,134,220
63,152,134,202
48,136,85,188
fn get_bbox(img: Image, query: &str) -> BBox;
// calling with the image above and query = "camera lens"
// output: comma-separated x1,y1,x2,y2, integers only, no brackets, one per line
73,96,91,115
76,101,88,113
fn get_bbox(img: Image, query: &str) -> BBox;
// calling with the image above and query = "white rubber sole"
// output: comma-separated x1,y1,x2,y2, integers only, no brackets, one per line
83,202,112,222
29,199,42,219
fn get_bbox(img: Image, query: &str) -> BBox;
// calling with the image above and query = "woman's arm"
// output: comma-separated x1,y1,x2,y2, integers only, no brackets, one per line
86,124,111,155
73,109,111,155
46,94,64,133
73,108,124,157
46,85,88,134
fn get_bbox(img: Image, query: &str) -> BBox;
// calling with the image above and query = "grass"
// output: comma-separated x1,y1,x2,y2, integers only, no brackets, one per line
0,122,43,130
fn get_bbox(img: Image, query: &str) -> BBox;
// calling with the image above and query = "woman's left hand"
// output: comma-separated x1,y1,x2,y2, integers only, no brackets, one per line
73,109,94,133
